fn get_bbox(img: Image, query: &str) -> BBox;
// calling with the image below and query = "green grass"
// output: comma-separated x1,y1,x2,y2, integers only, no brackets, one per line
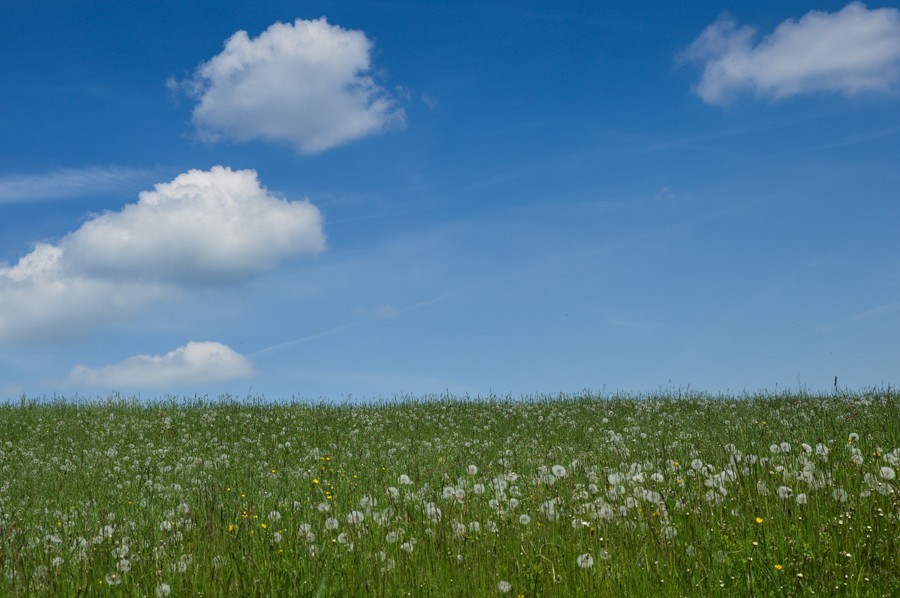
0,391,897,596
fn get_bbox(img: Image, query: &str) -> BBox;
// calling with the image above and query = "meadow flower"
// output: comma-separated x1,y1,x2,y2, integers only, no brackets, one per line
347,510,365,524
398,474,413,485
117,558,132,572
816,443,829,458
519,514,531,525
832,488,848,502
400,540,415,553
325,517,339,531
468,465,479,475
552,464,568,478
577,553,594,568
299,523,315,542
880,466,896,480
468,521,481,533
473,483,485,495
885,450,900,466
540,500,557,521
425,502,442,522
691,459,703,470
795,493,808,505
104,573,122,586
777,486,792,499
386,486,400,500
156,583,171,597
497,580,512,593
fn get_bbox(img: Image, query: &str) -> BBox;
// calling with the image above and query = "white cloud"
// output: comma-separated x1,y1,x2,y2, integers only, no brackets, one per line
182,17,405,153
68,341,253,389
0,166,324,343
64,166,325,284
682,2,900,104
0,166,166,204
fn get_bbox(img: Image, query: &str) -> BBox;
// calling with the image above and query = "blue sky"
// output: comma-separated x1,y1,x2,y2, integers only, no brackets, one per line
1,1,899,400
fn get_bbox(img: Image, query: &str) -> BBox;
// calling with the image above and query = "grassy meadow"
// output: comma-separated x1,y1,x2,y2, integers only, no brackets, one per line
0,391,897,596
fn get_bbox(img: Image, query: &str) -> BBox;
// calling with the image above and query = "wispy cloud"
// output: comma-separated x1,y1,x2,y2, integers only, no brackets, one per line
682,2,900,104
818,300,900,333
0,165,167,204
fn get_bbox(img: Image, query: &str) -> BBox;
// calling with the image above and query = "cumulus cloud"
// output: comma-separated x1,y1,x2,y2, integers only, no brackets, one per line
0,166,324,343
682,2,900,104
64,166,325,284
181,17,405,153
68,341,253,389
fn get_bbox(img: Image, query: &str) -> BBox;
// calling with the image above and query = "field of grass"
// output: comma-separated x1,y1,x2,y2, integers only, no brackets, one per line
0,391,897,596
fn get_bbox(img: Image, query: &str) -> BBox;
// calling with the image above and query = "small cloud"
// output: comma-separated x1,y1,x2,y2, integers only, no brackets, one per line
0,165,166,204
68,341,253,389
681,2,900,104
654,186,692,205
421,94,439,110
177,17,405,154
0,166,325,343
